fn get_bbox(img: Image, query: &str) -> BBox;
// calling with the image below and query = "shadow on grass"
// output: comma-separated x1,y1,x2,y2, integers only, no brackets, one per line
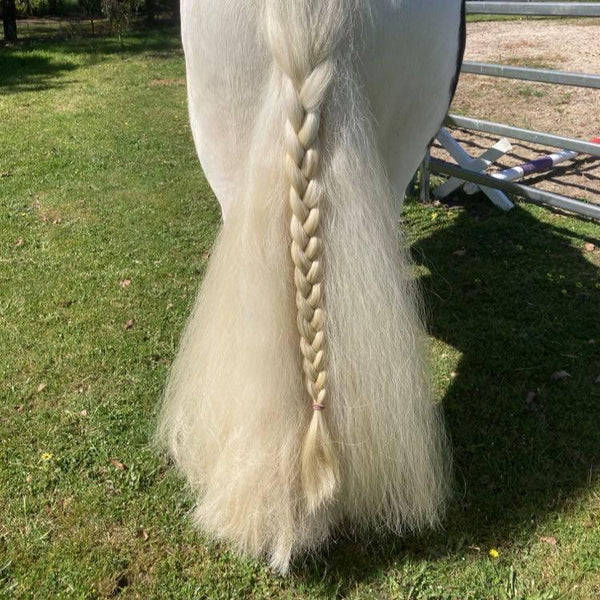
0,21,182,93
295,197,600,591
0,53,79,92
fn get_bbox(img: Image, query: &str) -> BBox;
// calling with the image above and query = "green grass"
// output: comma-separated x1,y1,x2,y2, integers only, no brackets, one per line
2,23,600,600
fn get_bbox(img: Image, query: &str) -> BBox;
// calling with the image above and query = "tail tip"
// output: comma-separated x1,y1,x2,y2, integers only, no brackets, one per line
300,409,339,513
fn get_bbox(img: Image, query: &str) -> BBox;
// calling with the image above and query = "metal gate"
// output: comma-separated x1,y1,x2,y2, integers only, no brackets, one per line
425,1,600,220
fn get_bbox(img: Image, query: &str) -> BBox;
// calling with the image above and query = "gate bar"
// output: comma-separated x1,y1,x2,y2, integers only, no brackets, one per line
445,115,600,157
465,2,600,17
462,61,600,90
430,158,600,220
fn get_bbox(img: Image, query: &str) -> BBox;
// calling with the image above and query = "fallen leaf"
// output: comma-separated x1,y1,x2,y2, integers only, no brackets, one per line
120,279,131,288
110,458,127,470
540,536,557,547
36,383,47,393
453,249,467,257
123,319,135,330
0,171,12,178
583,243,595,252
15,237,24,247
136,528,149,541
80,409,88,417
15,405,24,412
550,370,570,381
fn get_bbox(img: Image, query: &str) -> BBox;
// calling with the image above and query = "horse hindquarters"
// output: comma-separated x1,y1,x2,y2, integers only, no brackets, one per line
158,0,462,573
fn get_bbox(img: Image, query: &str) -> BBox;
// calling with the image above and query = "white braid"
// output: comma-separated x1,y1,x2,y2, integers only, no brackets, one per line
281,60,339,512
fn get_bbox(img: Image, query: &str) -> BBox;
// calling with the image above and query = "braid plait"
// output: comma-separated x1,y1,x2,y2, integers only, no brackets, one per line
281,61,339,512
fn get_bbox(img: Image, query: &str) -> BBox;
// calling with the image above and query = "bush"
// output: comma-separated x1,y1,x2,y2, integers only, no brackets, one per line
16,0,79,17
13,0,177,23
101,0,139,42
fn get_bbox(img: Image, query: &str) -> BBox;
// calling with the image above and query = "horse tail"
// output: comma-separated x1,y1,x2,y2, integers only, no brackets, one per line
157,0,451,574
264,0,451,537
264,1,349,514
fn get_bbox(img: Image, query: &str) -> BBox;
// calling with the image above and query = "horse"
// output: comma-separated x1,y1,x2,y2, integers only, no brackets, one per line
156,0,466,574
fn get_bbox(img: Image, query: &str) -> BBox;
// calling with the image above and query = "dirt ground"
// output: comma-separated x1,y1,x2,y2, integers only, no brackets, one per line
433,18,600,205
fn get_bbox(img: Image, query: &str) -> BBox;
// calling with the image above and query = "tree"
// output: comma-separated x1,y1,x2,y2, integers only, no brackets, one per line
101,0,139,46
79,0,101,35
145,0,155,24
2,0,18,42
169,0,178,24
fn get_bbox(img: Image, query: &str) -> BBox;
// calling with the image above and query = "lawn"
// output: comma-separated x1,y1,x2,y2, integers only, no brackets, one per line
1,23,600,600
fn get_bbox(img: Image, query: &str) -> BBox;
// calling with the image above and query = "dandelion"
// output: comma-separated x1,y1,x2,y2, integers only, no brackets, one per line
40,452,53,461
489,548,499,559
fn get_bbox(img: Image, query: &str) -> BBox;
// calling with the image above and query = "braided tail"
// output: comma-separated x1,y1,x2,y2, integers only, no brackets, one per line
160,0,452,572
266,4,344,512
287,63,338,512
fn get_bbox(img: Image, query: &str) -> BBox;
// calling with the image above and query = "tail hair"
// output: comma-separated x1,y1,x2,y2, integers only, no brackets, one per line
157,0,451,573
265,0,351,513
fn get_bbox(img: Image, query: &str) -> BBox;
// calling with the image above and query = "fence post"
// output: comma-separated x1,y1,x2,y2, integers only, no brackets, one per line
419,148,431,204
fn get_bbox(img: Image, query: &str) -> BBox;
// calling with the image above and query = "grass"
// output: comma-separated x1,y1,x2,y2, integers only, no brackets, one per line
2,22,600,600
515,85,547,99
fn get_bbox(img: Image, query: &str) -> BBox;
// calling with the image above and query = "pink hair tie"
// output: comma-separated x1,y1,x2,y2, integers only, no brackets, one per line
312,404,325,411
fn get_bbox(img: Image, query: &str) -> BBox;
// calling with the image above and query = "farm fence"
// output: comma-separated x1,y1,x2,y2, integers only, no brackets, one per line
424,1,600,220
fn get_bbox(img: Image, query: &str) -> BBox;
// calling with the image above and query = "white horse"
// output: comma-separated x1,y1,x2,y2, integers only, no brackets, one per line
157,0,465,573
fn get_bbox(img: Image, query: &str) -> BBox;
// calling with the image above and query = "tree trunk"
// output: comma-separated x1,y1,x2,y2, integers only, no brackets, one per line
146,0,155,24
170,0,179,25
2,0,18,42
